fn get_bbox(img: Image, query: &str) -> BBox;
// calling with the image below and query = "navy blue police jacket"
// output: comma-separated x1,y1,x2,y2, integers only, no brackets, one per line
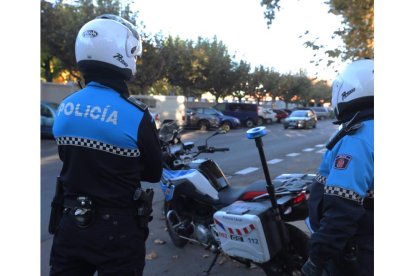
308,118,374,266
53,81,163,208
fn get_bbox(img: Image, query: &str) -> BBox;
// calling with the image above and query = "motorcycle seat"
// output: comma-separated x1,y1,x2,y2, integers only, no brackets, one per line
218,180,269,206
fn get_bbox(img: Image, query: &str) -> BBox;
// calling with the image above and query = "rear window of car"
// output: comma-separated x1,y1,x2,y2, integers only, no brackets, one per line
291,110,308,117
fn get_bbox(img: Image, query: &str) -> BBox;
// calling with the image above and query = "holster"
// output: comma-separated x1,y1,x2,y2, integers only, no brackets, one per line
48,177,64,235
65,196,95,228
133,188,154,228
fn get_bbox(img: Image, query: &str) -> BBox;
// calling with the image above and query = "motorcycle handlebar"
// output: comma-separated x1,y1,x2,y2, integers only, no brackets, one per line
193,146,230,156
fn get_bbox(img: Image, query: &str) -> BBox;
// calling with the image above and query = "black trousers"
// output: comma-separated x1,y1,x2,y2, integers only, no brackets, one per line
50,211,149,276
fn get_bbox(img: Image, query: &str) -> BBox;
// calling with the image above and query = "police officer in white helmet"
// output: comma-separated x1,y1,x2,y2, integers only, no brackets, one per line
49,14,162,276
302,59,374,276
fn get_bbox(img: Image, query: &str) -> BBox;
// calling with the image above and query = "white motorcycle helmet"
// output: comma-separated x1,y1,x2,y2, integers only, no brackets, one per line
331,59,374,120
75,14,142,80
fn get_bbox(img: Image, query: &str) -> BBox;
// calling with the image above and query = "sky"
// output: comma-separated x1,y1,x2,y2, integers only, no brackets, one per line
133,0,345,81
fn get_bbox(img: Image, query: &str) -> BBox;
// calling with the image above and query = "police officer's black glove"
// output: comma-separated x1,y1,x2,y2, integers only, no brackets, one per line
301,258,324,276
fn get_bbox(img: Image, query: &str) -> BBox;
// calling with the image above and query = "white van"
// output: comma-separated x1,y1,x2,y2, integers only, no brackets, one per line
130,95,186,127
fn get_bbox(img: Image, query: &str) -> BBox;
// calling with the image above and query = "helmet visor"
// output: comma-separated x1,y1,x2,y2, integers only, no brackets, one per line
96,14,142,56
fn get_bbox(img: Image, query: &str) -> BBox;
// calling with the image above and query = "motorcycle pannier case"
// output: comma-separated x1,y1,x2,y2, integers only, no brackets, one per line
213,200,283,263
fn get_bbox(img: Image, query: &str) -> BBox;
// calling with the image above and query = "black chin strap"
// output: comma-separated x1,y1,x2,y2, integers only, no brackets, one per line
333,108,374,125
327,108,374,150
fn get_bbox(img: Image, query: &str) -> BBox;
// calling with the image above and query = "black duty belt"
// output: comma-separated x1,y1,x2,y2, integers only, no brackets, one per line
63,197,138,216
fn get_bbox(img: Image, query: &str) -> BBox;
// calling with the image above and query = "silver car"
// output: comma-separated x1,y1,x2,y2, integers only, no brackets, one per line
283,110,317,129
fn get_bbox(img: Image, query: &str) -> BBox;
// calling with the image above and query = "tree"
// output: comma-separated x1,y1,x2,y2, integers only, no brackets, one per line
161,36,203,98
194,37,234,102
41,0,84,81
309,80,331,105
260,0,374,62
277,73,311,108
261,69,282,105
130,34,167,94
230,60,251,102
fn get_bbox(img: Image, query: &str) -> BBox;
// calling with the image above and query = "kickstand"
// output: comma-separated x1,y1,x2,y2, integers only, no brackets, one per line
202,252,219,275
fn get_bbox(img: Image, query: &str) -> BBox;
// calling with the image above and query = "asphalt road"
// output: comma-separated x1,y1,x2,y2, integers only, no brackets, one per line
41,119,337,276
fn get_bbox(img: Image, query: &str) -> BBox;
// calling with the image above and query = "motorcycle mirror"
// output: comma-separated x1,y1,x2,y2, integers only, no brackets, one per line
204,127,226,146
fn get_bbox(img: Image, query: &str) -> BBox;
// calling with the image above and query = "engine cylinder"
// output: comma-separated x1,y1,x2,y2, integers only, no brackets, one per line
194,224,211,244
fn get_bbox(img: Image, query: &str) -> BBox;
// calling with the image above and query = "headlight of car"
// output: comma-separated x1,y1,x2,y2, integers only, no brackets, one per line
298,120,305,124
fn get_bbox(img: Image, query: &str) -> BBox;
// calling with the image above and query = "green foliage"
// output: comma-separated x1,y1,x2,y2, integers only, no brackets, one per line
132,37,166,94
260,0,374,63
309,80,331,105
161,36,200,97
194,37,234,102
260,0,281,28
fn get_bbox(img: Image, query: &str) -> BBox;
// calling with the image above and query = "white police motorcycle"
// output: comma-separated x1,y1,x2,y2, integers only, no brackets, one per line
159,122,313,275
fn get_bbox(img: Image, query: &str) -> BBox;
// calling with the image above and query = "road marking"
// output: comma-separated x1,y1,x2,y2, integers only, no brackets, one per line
317,148,327,154
235,167,259,175
302,148,315,152
315,144,325,148
286,153,300,157
267,158,283,164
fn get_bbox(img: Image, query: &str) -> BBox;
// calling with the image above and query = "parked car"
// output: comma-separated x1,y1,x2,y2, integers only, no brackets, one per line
282,108,292,115
272,109,289,123
213,102,259,128
310,106,330,120
292,107,317,117
184,108,220,131
283,109,317,129
41,101,59,138
258,106,277,124
189,107,240,131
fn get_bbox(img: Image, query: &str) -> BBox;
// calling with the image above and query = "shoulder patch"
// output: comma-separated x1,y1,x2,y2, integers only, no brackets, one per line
126,96,148,111
334,154,352,170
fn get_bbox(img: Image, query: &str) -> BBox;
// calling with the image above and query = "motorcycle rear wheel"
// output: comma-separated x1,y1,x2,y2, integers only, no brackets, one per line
164,201,189,247
262,223,309,276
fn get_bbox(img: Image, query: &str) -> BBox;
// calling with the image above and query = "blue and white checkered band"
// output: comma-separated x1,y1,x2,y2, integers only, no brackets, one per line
315,173,327,185
324,186,363,204
56,137,140,157
366,189,374,199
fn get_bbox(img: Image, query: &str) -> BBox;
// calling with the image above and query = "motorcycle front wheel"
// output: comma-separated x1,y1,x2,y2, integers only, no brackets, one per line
164,201,189,247
262,223,309,276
